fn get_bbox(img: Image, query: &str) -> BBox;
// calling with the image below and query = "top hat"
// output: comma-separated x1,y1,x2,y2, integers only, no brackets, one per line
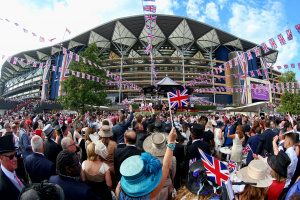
0,135,15,154
43,124,55,138
191,124,204,138
267,150,291,178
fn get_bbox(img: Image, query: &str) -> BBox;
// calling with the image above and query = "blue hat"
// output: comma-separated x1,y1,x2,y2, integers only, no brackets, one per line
120,152,162,197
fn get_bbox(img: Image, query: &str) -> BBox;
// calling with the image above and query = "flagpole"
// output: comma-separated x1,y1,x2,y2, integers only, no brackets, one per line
167,92,174,127
55,29,67,97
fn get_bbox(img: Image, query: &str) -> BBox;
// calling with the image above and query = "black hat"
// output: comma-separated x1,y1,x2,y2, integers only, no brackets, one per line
54,123,67,136
191,124,204,138
295,132,300,143
267,150,291,178
154,121,164,132
164,123,172,133
185,160,214,195
0,135,15,154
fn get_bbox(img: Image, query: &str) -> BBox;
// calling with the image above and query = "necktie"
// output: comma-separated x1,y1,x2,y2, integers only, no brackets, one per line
14,174,24,187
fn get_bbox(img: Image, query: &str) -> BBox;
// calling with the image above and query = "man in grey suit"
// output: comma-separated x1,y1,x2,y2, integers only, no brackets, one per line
19,121,32,161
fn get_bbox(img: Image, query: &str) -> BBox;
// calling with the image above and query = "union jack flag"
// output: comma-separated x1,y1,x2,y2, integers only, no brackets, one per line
92,76,95,81
76,72,80,77
87,74,90,80
20,58,24,63
69,51,73,58
82,73,85,79
97,77,99,82
277,34,286,45
269,38,277,49
65,69,69,74
253,46,260,57
224,63,228,70
144,40,152,54
234,57,238,66
72,70,75,75
146,25,156,30
49,38,56,42
256,69,261,75
13,57,18,64
58,54,72,96
237,52,249,104
250,71,255,77
242,144,251,155
198,148,229,187
52,66,56,71
14,23,19,26
88,60,92,65
5,19,10,22
145,15,157,22
167,89,189,108
147,33,155,41
58,67,62,72
277,66,281,70
286,29,293,41
39,63,43,69
26,60,31,65
39,36,45,42
75,54,79,62
32,32,37,36
121,98,128,104
284,64,288,69
62,48,67,54
57,43,63,47
66,28,71,34
295,24,300,34
229,60,233,68
246,50,253,60
23,28,28,33
2,55,5,60
261,43,270,53
227,160,237,171
260,57,269,81
33,62,37,67
298,63,300,70
143,5,156,13
291,63,295,68
82,58,86,63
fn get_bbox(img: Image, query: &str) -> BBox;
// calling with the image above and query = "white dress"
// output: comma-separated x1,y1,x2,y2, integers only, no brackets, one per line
214,127,224,155
230,134,244,162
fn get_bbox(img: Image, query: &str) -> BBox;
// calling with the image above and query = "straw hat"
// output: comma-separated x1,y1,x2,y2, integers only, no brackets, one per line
143,132,168,156
98,125,113,137
236,160,272,188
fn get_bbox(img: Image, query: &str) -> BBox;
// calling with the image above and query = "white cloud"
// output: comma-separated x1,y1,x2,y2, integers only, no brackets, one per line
199,2,220,23
216,0,228,9
0,0,175,76
227,1,299,66
186,0,203,19
173,0,180,10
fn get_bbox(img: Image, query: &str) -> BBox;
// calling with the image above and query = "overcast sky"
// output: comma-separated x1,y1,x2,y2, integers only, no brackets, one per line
0,0,299,78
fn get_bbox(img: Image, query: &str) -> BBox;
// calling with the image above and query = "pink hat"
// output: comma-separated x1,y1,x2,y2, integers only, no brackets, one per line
67,117,72,123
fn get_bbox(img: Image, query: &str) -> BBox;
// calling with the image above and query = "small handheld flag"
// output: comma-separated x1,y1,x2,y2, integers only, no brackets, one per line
242,144,251,155
227,160,237,171
167,89,189,108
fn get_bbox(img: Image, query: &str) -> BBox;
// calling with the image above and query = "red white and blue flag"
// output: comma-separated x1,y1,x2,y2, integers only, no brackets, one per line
39,36,45,42
234,57,238,66
148,33,155,41
75,54,79,62
69,51,73,58
253,46,260,57
295,24,300,34
237,52,249,104
144,40,152,54
250,71,255,77
23,28,28,33
146,25,156,30
33,62,37,67
49,38,56,42
62,48,67,54
291,63,295,68
121,98,128,104
88,60,92,65
82,58,86,63
284,64,288,69
76,72,80,77
260,57,269,81
286,29,293,41
246,50,253,60
5,19,10,22
198,148,229,187
269,38,277,49
58,53,72,96
145,15,157,22
32,32,37,37
261,43,270,53
227,160,237,171
256,69,261,76
39,63,43,69
229,60,233,69
66,28,71,34
242,144,251,155
143,5,156,13
13,57,18,64
52,66,56,71
14,23,19,26
277,33,286,45
167,89,189,108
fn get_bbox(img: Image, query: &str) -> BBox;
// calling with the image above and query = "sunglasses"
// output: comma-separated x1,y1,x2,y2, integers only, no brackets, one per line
2,152,17,160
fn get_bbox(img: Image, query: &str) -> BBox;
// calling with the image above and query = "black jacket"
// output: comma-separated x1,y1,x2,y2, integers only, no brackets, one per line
256,129,277,156
136,133,148,151
44,139,63,165
49,175,100,200
0,168,26,200
112,112,134,144
25,153,56,183
113,145,142,181
187,140,210,161
203,130,214,145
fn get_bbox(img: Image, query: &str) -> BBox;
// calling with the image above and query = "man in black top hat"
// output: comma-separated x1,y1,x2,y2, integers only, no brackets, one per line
0,135,26,200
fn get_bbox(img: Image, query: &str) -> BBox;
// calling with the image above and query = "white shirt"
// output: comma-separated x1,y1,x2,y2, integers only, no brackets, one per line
192,139,202,144
1,164,19,186
285,146,298,188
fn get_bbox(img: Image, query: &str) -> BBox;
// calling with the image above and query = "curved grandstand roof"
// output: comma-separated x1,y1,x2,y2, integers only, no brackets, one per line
0,14,278,85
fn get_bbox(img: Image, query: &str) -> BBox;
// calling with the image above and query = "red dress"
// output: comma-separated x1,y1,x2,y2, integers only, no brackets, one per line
267,180,286,200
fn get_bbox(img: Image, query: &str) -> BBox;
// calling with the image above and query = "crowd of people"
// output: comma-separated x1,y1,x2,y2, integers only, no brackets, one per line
0,105,300,200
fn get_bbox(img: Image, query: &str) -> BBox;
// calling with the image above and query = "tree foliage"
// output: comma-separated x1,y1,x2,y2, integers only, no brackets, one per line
277,70,300,115
56,43,110,114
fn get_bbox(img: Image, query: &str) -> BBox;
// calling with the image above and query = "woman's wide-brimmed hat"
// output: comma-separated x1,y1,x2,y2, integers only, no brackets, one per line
120,153,162,197
143,132,168,156
98,125,113,137
102,118,113,129
185,160,215,196
267,150,291,178
236,160,272,188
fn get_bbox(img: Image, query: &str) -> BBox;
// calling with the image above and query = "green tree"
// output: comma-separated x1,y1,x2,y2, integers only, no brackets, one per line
277,70,300,115
56,43,110,114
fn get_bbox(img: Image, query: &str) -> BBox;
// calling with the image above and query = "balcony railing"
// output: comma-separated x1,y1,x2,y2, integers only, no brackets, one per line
2,81,42,97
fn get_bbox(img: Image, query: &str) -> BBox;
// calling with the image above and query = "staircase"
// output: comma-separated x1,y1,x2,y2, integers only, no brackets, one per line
9,99,36,114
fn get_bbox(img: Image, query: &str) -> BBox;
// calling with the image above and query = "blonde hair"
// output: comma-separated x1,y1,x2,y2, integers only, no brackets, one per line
239,185,267,200
38,121,43,129
172,186,214,200
86,142,98,161
271,170,286,182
